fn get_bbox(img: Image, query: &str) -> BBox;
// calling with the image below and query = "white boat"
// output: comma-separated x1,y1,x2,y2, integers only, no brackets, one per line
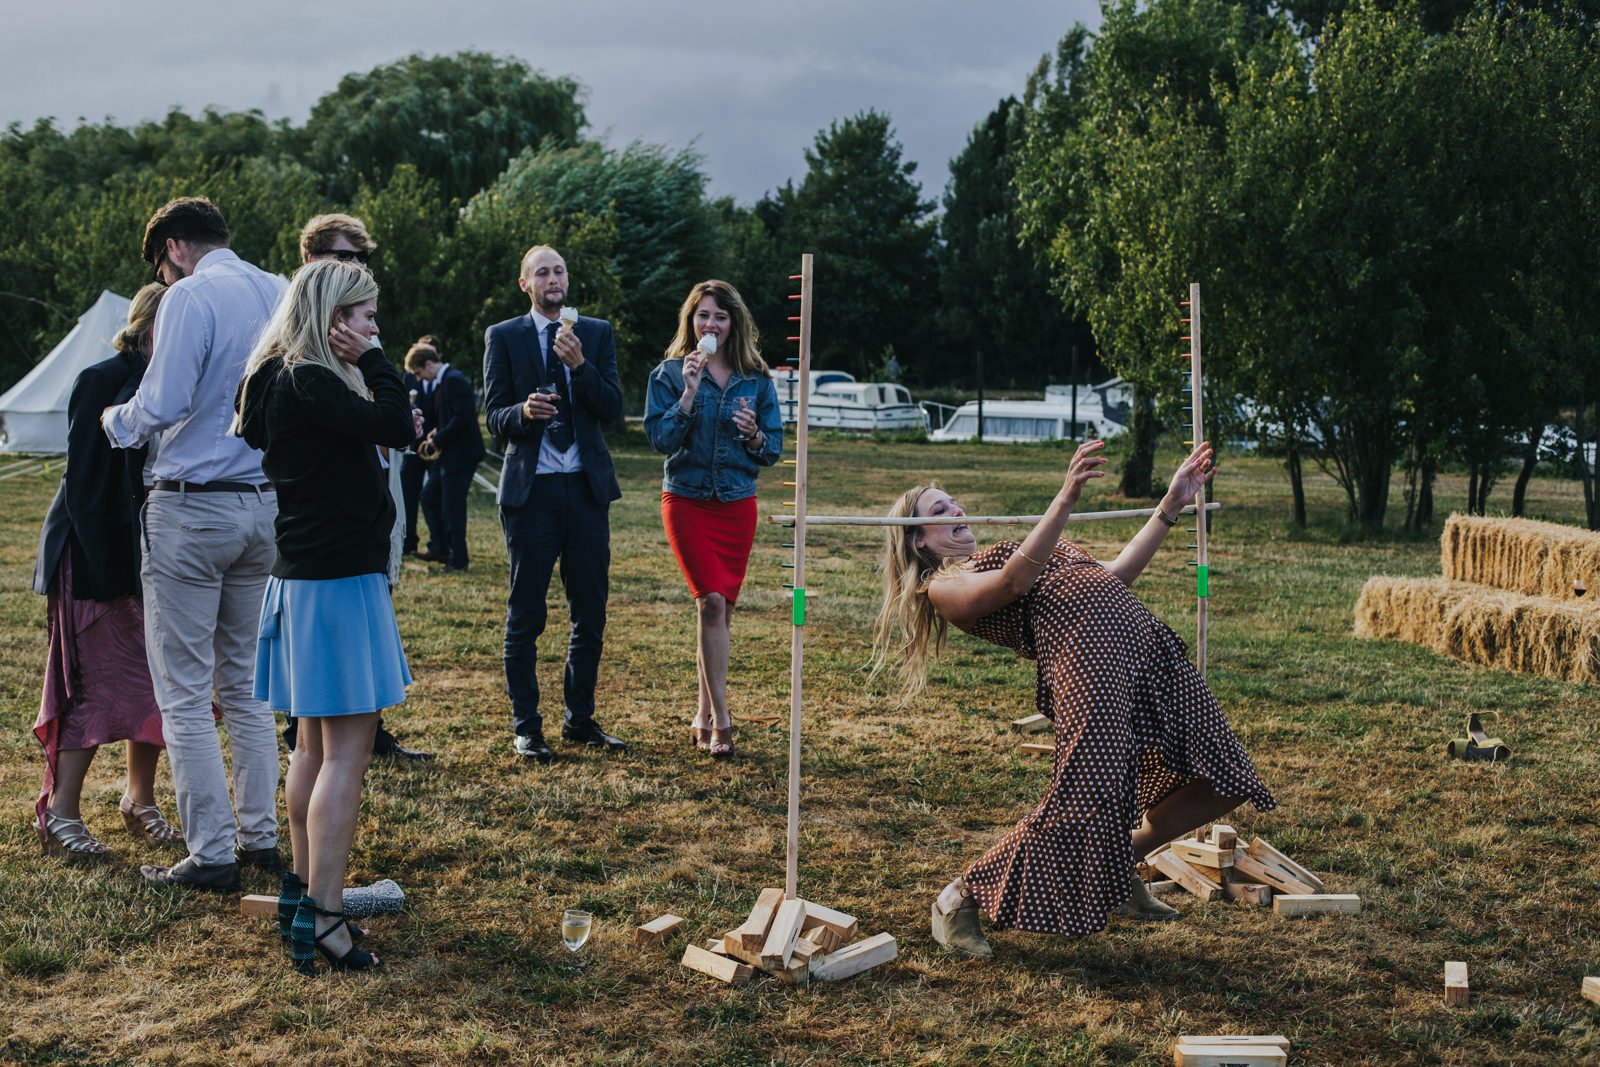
777,370,929,433
928,378,1131,443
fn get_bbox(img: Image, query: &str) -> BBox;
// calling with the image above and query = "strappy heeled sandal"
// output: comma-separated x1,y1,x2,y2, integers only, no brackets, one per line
119,794,184,847
280,875,365,946
709,724,735,760
292,896,381,975
42,811,112,860
689,724,711,751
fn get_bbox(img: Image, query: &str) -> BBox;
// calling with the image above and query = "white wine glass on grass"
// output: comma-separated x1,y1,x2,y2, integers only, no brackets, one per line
561,908,593,972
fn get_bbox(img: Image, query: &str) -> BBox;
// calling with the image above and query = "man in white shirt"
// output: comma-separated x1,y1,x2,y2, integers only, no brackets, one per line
103,197,286,890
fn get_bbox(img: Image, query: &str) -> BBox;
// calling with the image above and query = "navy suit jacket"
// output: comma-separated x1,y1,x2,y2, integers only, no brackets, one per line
482,313,622,508
431,365,486,473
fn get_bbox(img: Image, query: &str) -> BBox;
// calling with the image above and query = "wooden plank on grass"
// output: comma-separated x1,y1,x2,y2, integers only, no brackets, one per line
759,898,807,971
240,894,277,918
1583,976,1600,1006
719,929,765,968
1011,713,1051,733
634,914,684,947
1179,1036,1290,1050
1152,850,1222,902
1019,742,1054,758
731,887,785,951
1232,850,1319,896
1445,961,1469,1006
1208,824,1238,849
1171,840,1235,870
1248,837,1326,893
1173,1043,1287,1067
1271,893,1360,917
1221,882,1273,906
810,932,897,982
800,900,859,942
705,938,729,956
681,943,752,985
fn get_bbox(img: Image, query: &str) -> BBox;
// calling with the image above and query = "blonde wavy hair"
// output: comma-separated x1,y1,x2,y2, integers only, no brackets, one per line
869,483,971,700
231,259,378,435
112,282,167,354
663,279,767,377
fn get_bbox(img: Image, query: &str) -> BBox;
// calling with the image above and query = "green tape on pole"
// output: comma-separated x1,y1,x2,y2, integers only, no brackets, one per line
792,586,807,626
1196,565,1210,598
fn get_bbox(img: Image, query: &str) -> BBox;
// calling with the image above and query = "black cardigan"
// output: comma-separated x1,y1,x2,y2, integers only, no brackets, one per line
236,349,415,580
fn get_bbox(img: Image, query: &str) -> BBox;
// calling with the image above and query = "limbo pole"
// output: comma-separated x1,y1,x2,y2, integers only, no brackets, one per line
1184,282,1211,676
768,502,1221,528
780,255,814,901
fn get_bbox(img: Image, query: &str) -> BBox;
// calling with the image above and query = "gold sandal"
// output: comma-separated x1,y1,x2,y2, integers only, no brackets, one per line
709,725,735,760
120,794,185,847
42,811,112,860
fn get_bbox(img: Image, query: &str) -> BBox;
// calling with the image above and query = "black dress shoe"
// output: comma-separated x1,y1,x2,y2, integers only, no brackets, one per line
442,564,468,574
414,550,448,563
373,727,434,761
236,844,284,872
140,856,241,892
513,734,554,764
561,719,627,751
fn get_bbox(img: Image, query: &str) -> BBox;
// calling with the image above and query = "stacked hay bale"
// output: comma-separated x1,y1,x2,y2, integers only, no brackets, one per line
1354,515,1600,685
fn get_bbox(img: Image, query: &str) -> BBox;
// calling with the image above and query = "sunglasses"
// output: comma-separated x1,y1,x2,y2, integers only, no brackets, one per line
327,249,371,264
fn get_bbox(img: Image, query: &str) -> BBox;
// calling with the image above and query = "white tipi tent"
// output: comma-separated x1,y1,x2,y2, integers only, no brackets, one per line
0,291,131,454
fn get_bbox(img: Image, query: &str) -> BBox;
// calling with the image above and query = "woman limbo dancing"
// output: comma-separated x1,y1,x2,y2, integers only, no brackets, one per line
871,440,1275,957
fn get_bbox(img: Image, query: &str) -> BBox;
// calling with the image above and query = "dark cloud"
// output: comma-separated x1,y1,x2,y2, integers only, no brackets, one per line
0,0,1099,202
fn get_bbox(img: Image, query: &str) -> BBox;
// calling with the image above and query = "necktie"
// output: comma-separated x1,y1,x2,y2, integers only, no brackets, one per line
543,321,574,452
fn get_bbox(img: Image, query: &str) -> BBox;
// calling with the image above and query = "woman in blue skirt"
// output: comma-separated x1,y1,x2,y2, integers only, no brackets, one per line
233,258,418,974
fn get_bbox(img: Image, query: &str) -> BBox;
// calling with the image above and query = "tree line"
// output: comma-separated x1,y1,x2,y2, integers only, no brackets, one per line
2,1,1596,530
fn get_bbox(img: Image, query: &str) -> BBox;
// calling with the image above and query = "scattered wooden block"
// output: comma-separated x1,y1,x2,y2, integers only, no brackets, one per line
773,957,811,985
240,894,277,919
634,913,684,947
704,938,730,956
1208,824,1238,849
1445,961,1469,1007
1171,840,1235,870
800,917,846,953
1152,850,1222,902
1248,837,1327,893
1147,879,1180,895
731,887,785,951
759,898,807,971
719,929,765,968
1173,1042,1288,1067
1011,713,1052,733
1272,893,1360,917
681,943,752,985
1583,976,1600,1006
1232,850,1319,897
1222,881,1273,906
799,900,859,942
1179,1036,1290,1051
790,937,822,966
1019,742,1054,758
810,932,897,982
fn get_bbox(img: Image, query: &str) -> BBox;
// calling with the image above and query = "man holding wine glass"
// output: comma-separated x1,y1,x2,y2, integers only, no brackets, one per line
483,246,626,765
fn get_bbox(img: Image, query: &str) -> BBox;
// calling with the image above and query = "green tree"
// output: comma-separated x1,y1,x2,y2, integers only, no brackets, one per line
353,164,453,356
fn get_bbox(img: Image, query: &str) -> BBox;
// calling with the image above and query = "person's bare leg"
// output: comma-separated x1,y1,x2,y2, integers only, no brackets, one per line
692,606,710,742
1130,780,1244,858
697,594,732,753
304,713,378,959
48,747,96,820
285,720,324,880
124,741,160,807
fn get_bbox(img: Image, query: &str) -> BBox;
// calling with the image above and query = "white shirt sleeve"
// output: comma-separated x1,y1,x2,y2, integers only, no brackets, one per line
103,283,215,448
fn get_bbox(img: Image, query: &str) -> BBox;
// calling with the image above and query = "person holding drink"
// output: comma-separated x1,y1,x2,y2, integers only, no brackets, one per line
644,280,783,758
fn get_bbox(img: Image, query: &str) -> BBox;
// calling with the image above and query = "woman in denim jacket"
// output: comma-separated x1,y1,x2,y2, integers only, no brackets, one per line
644,280,783,758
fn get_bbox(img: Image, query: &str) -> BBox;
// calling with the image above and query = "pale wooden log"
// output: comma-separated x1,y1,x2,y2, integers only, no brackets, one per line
240,894,277,919
799,900,859,942
1011,714,1052,734
731,887,785,951
1208,824,1238,849
634,914,684,947
1247,838,1326,894
1271,894,1360,917
1019,742,1054,758
810,932,897,982
1445,961,1469,1007
759,898,807,971
1170,840,1235,870
768,503,1222,527
1232,850,1319,896
1583,976,1600,1006
1152,850,1222,902
1179,1036,1290,1050
1173,1043,1286,1067
1222,882,1273,906
681,943,752,985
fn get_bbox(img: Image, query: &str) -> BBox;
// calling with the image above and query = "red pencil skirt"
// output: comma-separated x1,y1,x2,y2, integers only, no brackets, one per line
662,492,759,603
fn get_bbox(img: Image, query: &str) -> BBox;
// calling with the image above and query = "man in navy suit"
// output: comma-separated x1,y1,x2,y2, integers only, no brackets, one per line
400,339,442,558
418,343,486,573
483,245,626,763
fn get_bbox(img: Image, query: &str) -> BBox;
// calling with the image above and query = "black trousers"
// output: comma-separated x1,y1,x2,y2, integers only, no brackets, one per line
420,461,474,568
500,472,610,738
399,453,425,553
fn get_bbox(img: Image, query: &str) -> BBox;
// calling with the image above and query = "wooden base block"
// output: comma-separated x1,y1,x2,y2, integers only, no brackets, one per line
240,894,278,919
1248,837,1326,893
1011,713,1052,734
1019,742,1053,758
799,900,859,942
1171,840,1235,870
1232,851,1318,897
1583,976,1600,1006
1173,1042,1287,1067
634,913,684,947
1222,881,1273,906
1152,850,1222,902
681,944,752,985
732,887,785,951
1271,893,1360,917
1207,824,1238,849
759,898,807,971
810,932,897,982
1445,961,1469,1007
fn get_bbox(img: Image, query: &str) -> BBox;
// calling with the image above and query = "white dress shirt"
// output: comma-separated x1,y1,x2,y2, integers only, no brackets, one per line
104,248,286,483
532,311,584,475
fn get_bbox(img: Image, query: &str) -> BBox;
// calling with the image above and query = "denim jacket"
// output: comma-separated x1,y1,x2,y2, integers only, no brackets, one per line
644,358,784,501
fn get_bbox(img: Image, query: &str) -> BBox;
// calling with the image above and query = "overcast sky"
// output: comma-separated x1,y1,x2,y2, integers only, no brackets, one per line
1,0,1101,204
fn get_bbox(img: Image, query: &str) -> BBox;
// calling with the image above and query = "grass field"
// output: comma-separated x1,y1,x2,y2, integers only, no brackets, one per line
2,429,1598,1066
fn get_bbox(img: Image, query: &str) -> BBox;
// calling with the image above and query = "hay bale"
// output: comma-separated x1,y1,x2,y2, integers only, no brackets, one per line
1440,514,1600,600
1355,575,1600,685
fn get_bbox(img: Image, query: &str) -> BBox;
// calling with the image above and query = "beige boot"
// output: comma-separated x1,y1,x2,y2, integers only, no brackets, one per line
1115,867,1180,920
931,899,994,958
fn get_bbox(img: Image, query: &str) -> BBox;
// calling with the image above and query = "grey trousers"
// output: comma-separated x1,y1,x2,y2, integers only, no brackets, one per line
141,488,280,867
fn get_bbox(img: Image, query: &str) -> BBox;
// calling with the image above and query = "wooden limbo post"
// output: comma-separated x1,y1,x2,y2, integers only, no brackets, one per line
771,268,1216,897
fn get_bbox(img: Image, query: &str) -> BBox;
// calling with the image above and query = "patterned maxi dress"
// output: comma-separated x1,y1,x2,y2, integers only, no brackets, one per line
960,539,1276,936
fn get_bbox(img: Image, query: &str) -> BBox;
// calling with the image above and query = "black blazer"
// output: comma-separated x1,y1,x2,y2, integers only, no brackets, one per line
33,350,148,600
431,364,486,473
483,313,622,508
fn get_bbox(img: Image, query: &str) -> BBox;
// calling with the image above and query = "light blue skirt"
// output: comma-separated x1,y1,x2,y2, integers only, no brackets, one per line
254,573,411,717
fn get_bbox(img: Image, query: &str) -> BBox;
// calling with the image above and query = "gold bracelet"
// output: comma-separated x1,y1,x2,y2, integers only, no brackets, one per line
1155,506,1180,528
1017,547,1049,567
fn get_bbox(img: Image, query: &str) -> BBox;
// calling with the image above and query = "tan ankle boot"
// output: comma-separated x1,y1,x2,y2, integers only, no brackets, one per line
1115,867,1180,921
931,899,994,958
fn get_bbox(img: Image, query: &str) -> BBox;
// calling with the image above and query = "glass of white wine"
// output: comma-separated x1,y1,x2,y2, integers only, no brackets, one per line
560,908,593,972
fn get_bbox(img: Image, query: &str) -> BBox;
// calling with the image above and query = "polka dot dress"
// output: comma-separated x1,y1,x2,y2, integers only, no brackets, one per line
960,539,1276,937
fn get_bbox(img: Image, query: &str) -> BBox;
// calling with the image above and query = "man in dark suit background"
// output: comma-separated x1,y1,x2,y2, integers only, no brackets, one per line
483,245,626,763
399,339,442,558
418,339,486,573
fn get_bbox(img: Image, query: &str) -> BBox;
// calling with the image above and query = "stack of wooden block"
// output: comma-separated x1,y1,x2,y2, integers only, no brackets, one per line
677,888,897,986
1142,825,1360,918
1172,1034,1290,1066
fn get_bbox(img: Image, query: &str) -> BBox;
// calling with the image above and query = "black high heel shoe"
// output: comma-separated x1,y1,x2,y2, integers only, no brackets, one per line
291,895,382,975
279,874,365,947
